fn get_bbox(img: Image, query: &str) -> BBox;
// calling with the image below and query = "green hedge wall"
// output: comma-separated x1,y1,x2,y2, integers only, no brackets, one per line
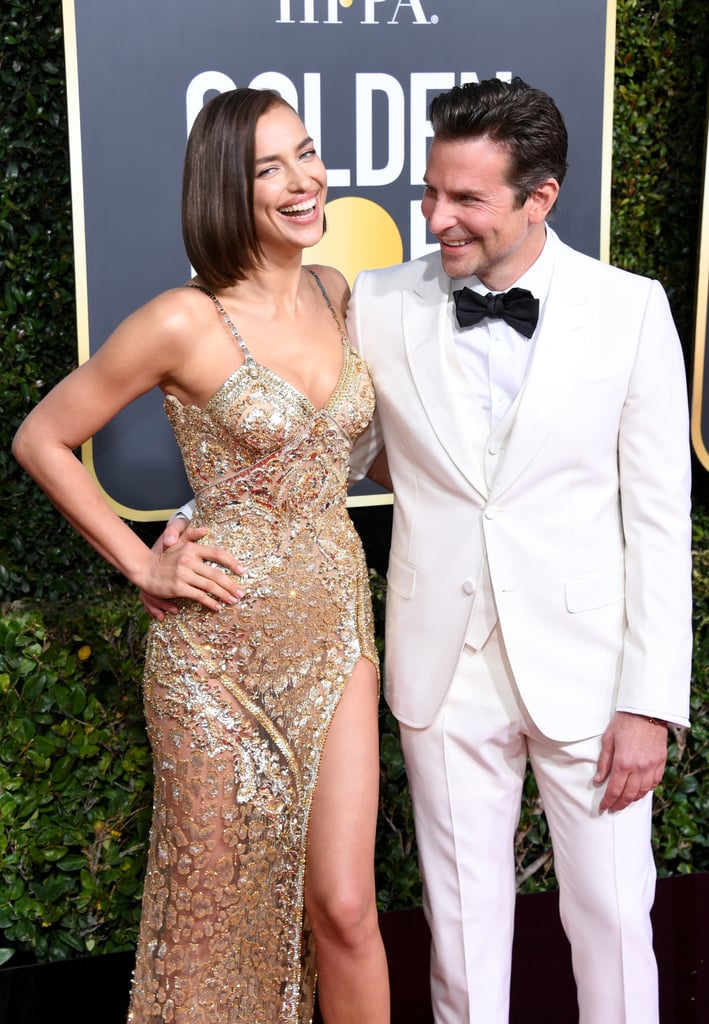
612,0,709,349
0,597,152,964
2,0,709,965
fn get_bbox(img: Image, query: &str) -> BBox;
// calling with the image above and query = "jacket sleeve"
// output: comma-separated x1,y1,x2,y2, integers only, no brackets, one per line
346,271,385,483
615,279,692,726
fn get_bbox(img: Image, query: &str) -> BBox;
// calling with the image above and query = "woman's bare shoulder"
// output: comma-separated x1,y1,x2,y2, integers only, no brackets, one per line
306,264,351,318
126,281,218,342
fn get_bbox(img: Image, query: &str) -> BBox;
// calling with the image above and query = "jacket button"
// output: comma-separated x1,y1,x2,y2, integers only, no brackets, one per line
484,504,499,519
462,580,475,595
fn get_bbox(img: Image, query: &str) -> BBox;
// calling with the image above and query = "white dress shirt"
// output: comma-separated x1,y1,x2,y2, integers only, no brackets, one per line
451,228,556,430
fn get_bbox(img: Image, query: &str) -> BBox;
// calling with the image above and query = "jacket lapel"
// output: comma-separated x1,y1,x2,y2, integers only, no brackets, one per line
402,259,490,497
490,241,597,497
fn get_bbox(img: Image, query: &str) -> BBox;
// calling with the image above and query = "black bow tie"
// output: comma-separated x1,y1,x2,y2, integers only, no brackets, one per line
453,286,539,339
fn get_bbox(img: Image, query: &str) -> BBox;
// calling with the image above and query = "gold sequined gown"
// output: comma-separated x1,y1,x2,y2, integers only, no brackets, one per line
127,277,378,1024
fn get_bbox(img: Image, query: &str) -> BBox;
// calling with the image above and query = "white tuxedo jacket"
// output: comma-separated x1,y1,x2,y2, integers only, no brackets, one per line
347,232,692,740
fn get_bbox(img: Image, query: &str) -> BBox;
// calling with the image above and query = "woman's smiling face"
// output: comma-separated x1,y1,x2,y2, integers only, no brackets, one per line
252,103,327,258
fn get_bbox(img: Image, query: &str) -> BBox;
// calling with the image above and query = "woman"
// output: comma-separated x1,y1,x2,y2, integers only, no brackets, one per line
13,88,389,1024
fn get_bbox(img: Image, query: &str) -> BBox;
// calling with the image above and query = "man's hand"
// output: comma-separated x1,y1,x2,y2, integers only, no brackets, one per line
595,711,668,813
139,518,244,619
367,447,392,491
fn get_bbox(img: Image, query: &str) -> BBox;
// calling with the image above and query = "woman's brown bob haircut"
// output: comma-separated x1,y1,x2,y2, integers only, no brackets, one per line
182,88,296,291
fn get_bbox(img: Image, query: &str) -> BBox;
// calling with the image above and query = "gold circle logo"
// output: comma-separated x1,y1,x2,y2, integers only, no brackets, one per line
307,196,403,286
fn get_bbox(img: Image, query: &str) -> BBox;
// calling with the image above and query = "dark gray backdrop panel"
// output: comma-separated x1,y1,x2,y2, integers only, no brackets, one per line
67,0,611,515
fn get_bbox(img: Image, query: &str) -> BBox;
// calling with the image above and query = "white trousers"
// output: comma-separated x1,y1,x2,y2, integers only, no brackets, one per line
399,626,658,1024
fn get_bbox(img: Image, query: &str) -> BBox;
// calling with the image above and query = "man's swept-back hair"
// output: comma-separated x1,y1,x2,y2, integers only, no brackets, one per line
429,77,568,209
182,87,294,290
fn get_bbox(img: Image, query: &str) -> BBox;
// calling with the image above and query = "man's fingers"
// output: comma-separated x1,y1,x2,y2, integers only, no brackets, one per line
164,522,204,548
599,775,635,813
140,592,180,620
599,763,657,813
594,751,610,785
596,711,669,813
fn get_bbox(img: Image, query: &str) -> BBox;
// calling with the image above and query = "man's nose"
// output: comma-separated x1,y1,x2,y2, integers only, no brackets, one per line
423,196,456,234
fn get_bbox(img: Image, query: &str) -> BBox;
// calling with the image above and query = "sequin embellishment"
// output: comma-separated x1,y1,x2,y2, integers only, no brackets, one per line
127,277,378,1023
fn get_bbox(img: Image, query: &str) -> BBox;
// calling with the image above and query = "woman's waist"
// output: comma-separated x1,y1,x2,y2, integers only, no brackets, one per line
189,446,350,522
162,510,368,611
192,491,350,532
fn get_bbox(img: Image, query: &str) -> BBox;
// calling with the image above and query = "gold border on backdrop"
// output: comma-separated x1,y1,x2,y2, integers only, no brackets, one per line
600,0,617,265
61,0,616,520
347,492,393,509
62,0,160,519
690,102,709,471
62,0,87,366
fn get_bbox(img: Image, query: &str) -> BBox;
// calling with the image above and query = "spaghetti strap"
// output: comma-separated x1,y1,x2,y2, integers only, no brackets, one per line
307,269,348,342
189,275,347,358
188,283,255,364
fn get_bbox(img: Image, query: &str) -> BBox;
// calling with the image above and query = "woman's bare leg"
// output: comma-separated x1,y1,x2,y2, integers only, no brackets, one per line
305,658,390,1023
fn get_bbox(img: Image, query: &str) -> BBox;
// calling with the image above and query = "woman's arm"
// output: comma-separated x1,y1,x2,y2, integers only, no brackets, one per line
12,291,244,610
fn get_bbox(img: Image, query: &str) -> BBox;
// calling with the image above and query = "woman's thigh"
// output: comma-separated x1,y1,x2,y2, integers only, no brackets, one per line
305,657,380,910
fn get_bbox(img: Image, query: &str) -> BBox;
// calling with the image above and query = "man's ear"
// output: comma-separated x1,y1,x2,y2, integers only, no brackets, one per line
527,178,560,223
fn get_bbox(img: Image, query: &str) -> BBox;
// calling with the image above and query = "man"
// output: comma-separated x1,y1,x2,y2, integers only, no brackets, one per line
346,77,691,1023
152,77,691,1022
